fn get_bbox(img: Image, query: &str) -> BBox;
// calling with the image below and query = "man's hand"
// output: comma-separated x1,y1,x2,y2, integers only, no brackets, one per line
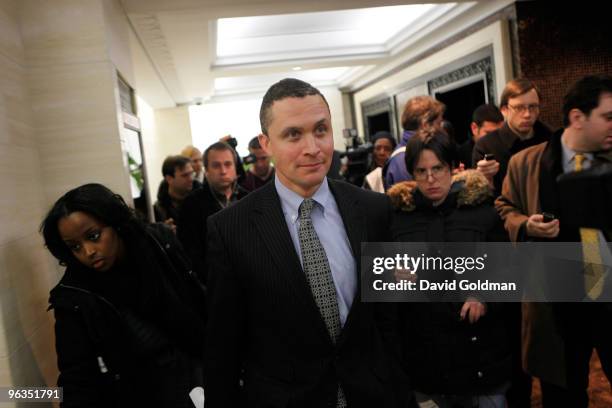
526,214,560,239
476,158,500,180
394,268,416,283
452,162,466,175
164,217,177,234
460,297,486,324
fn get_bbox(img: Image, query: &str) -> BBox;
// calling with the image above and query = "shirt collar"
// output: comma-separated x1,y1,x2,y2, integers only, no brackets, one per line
207,180,239,208
560,136,594,169
275,175,331,224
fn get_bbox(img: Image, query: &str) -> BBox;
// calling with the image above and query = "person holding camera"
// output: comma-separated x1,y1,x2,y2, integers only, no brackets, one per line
219,134,247,184
240,136,275,192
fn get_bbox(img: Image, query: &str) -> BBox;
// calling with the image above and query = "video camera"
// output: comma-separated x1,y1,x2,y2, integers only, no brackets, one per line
243,153,256,165
225,136,238,150
340,129,373,186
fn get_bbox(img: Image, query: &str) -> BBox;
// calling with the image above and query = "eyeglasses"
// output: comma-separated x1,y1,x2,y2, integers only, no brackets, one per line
507,104,540,114
413,165,448,181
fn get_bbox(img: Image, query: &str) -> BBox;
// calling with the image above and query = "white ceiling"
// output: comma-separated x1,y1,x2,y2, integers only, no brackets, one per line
121,0,508,108
214,5,436,65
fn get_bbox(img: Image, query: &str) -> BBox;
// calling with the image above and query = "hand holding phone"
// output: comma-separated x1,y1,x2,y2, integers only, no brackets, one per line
526,213,560,238
476,153,499,178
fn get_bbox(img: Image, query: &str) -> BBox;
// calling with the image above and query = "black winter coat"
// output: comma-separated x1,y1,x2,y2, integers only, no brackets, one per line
177,181,248,284
48,224,206,408
387,170,511,396
472,121,552,197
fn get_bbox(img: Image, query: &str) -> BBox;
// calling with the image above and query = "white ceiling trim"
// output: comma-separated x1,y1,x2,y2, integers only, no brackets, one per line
211,52,386,72
385,2,470,52
128,13,187,102
344,0,514,91
214,47,389,68
211,4,455,70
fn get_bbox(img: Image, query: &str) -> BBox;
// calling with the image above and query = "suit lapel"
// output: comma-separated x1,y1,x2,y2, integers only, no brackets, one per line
328,180,367,341
539,130,564,215
251,182,331,340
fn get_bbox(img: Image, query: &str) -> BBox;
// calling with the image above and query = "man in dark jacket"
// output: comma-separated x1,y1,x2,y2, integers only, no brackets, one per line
177,142,248,284
473,78,552,197
495,75,612,408
457,104,504,169
205,78,413,408
154,155,198,230
240,136,275,192
473,78,553,407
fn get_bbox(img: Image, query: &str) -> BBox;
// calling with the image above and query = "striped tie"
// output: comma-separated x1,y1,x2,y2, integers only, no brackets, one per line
298,198,347,407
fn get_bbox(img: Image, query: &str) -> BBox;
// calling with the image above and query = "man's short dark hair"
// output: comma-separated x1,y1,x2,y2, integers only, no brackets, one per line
472,104,504,126
248,136,262,150
162,155,191,178
203,142,236,169
259,78,329,135
562,74,612,127
405,129,457,176
500,78,541,108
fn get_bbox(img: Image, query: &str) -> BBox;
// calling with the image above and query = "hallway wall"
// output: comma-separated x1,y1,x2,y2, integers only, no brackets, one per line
353,19,513,139
0,0,60,396
514,2,612,129
0,0,143,400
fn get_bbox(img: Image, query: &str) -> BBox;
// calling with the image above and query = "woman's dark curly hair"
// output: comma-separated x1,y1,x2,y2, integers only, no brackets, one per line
40,183,144,266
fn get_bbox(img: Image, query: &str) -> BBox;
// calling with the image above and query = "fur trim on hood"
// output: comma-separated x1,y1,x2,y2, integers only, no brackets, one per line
387,169,493,211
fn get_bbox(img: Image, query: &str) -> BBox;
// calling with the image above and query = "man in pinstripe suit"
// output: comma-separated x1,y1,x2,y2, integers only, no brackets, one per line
204,78,413,408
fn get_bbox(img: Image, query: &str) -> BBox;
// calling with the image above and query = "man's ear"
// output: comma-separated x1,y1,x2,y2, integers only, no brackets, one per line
568,108,585,129
470,122,479,138
164,174,173,184
500,105,509,119
259,133,271,154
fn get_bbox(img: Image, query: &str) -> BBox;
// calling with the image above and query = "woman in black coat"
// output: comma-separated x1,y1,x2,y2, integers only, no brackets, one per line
387,130,511,408
41,183,206,408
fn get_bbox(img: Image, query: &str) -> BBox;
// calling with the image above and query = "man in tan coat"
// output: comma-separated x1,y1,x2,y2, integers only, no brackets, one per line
496,75,612,407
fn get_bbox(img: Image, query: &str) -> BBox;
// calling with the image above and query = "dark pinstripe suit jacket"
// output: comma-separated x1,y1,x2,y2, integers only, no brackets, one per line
204,179,411,408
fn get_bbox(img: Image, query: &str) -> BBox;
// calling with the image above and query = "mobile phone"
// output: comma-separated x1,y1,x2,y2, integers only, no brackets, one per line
542,212,556,223
484,153,495,161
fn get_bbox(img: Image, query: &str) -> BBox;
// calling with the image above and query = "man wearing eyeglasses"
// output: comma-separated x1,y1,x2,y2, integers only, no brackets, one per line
473,78,553,197
472,78,553,408
495,75,612,408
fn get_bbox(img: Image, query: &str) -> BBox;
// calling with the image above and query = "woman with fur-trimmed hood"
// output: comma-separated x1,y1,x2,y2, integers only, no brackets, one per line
388,129,511,408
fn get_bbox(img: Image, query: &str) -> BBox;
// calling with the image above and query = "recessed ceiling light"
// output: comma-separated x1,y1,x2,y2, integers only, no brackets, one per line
292,66,302,71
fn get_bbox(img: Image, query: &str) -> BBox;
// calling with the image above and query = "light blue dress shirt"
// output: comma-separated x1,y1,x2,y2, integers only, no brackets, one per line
275,175,357,327
560,140,594,173
560,138,611,266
